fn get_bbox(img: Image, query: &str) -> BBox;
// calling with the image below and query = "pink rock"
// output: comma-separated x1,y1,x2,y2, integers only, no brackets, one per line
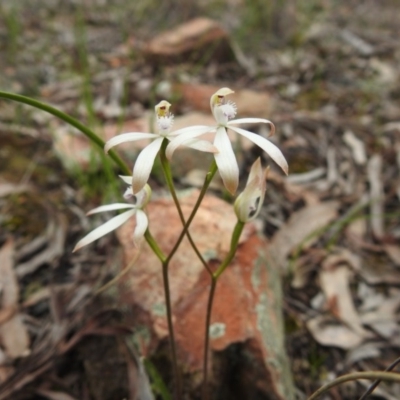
117,190,293,399
143,18,235,64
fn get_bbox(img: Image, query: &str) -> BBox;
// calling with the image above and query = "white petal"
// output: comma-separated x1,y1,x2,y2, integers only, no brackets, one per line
166,126,215,159
87,203,135,215
73,209,136,252
182,138,218,153
119,175,133,185
214,127,239,195
104,132,157,153
133,209,148,243
169,125,214,137
229,125,288,175
132,137,163,194
229,118,275,130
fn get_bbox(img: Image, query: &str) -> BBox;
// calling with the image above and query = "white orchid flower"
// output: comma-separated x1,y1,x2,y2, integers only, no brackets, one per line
104,100,216,194
73,177,151,252
234,158,269,222
166,87,288,194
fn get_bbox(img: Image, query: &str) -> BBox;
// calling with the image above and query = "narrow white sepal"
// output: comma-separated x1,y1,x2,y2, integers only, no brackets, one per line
119,175,133,185
87,203,135,215
228,125,288,175
213,127,239,195
72,209,136,252
133,209,148,243
169,125,214,137
132,137,163,194
182,139,218,153
104,132,157,153
228,118,274,127
165,126,215,159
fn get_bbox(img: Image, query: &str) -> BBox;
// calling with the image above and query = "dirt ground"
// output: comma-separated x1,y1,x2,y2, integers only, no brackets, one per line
1,0,400,399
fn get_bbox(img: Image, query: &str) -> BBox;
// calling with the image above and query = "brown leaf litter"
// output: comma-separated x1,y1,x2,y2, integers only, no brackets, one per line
1,1,400,399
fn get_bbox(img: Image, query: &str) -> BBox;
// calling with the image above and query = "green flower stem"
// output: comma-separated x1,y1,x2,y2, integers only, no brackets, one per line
162,260,182,400
307,372,400,400
157,149,218,399
159,140,211,274
214,221,245,279
202,220,244,400
201,274,217,400
166,161,218,264
0,91,130,175
146,231,181,398
144,230,166,263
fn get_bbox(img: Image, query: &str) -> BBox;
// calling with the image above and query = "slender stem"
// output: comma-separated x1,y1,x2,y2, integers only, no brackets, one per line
0,91,130,175
145,226,180,396
146,211,181,397
201,220,244,400
202,275,217,400
307,372,400,400
162,260,181,399
158,150,217,399
358,356,400,400
159,140,211,274
166,161,218,264
145,230,166,263
214,221,245,279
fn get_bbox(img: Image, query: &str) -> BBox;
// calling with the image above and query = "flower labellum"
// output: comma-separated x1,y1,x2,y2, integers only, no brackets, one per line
234,158,269,223
72,177,151,252
155,100,174,134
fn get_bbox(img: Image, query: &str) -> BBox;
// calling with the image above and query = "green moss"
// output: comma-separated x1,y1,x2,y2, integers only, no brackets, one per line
2,193,47,239
288,152,319,174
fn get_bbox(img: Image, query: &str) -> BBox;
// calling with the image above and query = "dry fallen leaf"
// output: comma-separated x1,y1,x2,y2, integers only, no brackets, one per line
319,261,369,338
269,201,339,273
0,182,31,198
360,290,400,340
383,244,400,267
367,154,384,239
15,215,67,278
36,389,78,400
291,249,326,289
306,315,364,349
345,341,383,365
343,130,366,165
357,255,400,285
0,239,30,359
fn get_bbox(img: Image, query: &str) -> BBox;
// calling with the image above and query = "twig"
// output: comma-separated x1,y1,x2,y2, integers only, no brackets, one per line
358,357,400,400
307,372,400,400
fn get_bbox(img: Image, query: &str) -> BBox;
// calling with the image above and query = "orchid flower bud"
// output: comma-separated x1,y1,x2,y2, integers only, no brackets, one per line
234,158,269,222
